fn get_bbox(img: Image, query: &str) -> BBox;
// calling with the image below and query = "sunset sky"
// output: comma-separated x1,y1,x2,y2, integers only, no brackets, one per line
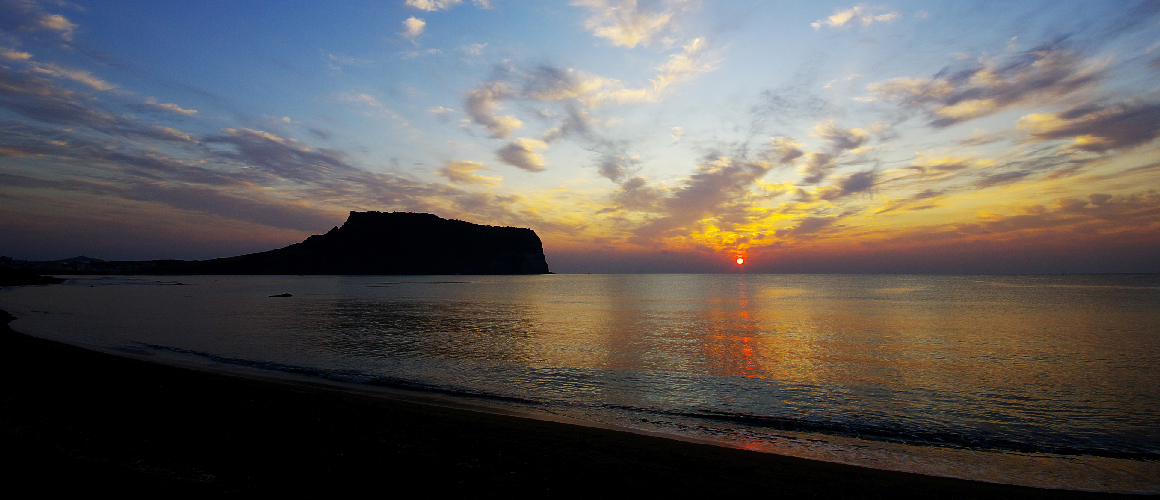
2,0,1158,273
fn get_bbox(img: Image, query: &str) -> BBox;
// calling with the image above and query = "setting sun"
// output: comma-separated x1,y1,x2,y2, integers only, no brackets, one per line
736,256,744,265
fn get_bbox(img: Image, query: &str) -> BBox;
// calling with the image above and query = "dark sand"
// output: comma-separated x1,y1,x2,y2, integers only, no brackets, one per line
0,313,1145,499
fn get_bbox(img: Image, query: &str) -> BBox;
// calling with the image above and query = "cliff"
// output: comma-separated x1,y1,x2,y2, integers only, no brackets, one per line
176,211,550,275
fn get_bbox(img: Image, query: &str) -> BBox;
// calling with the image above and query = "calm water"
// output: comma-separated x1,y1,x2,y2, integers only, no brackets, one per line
3,274,1158,492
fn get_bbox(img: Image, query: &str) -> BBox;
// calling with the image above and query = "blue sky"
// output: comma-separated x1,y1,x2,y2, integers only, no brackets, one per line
2,0,1158,273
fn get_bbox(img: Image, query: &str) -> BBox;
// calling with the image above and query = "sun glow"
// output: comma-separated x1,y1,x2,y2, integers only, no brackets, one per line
736,256,745,265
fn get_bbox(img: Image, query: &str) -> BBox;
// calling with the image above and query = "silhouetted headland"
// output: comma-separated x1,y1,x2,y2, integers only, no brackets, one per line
4,212,551,275
0,267,65,286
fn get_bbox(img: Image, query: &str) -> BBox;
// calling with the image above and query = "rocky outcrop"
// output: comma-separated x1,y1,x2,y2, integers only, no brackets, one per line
178,211,551,275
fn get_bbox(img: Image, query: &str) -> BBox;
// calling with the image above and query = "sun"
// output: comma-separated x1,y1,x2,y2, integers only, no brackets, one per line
735,256,745,265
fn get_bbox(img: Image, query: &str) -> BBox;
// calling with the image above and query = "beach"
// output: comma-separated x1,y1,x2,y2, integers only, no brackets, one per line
0,310,1143,498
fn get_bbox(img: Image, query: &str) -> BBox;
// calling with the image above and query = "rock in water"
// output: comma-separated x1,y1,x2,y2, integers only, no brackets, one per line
190,212,550,275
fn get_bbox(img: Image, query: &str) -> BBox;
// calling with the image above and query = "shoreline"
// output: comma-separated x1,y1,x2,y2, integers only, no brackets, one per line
0,311,1146,498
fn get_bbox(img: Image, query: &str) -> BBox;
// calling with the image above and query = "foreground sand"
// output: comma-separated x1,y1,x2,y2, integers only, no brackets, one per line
0,313,1141,498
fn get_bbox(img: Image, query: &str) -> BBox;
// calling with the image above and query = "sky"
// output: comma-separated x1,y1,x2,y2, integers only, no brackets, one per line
1,0,1158,273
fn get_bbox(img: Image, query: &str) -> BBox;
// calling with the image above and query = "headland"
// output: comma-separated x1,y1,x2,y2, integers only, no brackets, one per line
1,211,550,275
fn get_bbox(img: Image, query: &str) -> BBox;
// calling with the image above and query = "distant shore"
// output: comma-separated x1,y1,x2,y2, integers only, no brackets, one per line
0,311,1141,498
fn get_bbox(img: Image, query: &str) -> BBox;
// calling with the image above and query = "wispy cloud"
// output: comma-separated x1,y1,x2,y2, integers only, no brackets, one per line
461,42,487,56
436,160,500,185
1017,101,1160,153
465,81,522,138
203,128,354,185
572,0,696,49
867,42,1107,127
30,62,115,91
812,4,900,30
406,0,491,11
0,0,77,42
142,97,197,116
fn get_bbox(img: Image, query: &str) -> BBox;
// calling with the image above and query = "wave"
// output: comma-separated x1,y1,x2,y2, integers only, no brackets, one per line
137,342,1159,461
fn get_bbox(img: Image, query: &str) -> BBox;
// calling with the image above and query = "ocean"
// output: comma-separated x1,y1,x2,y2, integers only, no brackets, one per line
2,273,1157,493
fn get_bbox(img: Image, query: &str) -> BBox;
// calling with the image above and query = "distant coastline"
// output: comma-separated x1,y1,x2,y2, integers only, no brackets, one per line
1,212,551,276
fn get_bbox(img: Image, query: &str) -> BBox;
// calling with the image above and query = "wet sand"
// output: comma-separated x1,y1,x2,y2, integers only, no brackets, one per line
0,312,1143,498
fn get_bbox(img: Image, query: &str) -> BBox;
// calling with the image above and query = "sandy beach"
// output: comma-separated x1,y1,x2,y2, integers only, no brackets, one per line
0,311,1145,499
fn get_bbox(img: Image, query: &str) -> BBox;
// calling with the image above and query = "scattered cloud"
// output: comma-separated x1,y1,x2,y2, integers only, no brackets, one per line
143,97,197,116
799,120,870,184
30,62,115,91
1017,101,1160,153
496,138,548,172
0,47,32,61
401,16,426,40
406,0,461,11
775,216,837,237
406,0,491,11
812,5,900,30
436,160,500,185
596,152,638,182
591,37,718,105
461,42,487,56
868,42,1107,127
572,0,695,49
818,170,877,200
0,0,77,42
465,81,522,138
670,126,683,142
204,128,355,184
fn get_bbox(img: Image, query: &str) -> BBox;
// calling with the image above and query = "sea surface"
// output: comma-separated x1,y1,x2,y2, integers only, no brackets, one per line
2,274,1158,492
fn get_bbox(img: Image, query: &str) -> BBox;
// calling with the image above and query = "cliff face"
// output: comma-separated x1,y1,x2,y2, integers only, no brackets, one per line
191,211,550,275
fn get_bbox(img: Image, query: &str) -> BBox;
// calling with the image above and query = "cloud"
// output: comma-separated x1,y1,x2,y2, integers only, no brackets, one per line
0,64,201,144
0,0,76,42
401,16,425,40
406,0,490,11
203,128,355,184
591,37,717,105
798,121,870,184
874,188,945,214
670,126,683,142
461,38,716,159
1016,101,1160,153
764,137,805,164
952,192,1160,239
142,97,197,116
461,42,487,56
627,154,777,241
775,216,837,237
435,160,500,185
572,0,694,49
1,47,32,61
818,170,877,200
812,5,900,30
30,62,115,91
496,138,548,172
406,0,461,10
868,42,1107,127
427,106,454,114
0,123,236,186
465,81,522,138
975,170,1030,188
595,150,639,182
605,176,662,213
